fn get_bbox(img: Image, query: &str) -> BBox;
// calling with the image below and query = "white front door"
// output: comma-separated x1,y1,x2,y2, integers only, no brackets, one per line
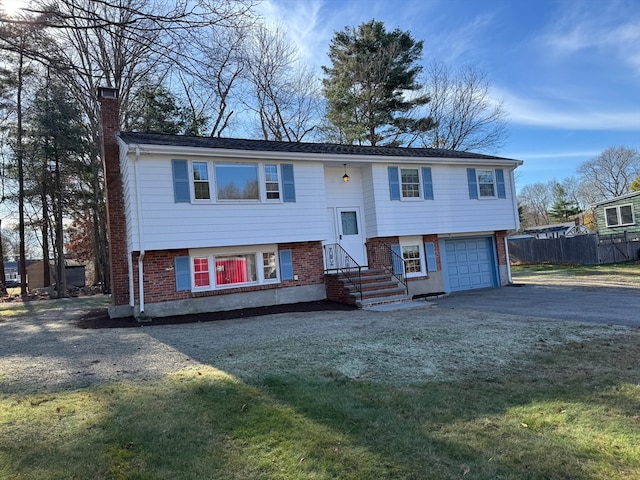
336,207,367,266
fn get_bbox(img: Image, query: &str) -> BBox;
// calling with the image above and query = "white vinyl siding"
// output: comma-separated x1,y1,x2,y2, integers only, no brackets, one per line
368,165,518,238
123,157,328,251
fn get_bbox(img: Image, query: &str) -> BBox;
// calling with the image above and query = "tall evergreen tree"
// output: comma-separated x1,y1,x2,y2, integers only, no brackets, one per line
125,83,188,135
548,183,580,222
322,20,432,146
28,79,88,296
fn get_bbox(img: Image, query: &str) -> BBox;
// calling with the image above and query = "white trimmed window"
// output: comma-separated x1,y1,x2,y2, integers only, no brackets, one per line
179,161,290,203
215,163,259,200
193,257,211,288
192,162,211,200
191,245,280,291
605,204,634,227
400,237,426,277
401,168,421,198
477,169,495,197
264,164,280,200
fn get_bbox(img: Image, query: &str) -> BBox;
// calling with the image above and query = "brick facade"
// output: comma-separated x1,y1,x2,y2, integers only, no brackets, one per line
495,230,508,265
98,88,129,306
130,241,325,305
365,236,399,270
422,234,442,270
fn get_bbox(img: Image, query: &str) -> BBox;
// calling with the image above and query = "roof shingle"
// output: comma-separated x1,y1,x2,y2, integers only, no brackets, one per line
118,132,520,162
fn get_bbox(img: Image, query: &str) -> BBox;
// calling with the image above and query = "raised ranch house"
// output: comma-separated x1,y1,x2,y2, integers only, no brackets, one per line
99,88,523,319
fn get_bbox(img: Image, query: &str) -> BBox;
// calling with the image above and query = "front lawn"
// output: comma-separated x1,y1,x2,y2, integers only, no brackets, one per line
1,334,639,479
512,262,640,286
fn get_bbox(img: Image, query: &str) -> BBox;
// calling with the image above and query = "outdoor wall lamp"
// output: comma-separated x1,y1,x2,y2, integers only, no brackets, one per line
342,163,350,182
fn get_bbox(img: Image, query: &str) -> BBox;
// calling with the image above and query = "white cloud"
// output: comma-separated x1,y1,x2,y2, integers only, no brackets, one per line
496,87,640,131
515,150,600,160
257,0,328,66
540,1,640,74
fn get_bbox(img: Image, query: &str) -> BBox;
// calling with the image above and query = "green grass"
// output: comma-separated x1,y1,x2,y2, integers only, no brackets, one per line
512,262,640,285
1,335,639,479
0,295,109,319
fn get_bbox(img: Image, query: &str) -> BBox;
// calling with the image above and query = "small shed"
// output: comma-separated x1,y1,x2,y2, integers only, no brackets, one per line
26,259,86,289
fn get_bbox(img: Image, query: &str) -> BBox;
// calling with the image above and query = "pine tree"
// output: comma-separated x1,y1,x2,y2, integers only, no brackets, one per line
322,20,432,146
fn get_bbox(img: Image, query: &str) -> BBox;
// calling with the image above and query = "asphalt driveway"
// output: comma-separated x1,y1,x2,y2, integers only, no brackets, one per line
434,282,640,327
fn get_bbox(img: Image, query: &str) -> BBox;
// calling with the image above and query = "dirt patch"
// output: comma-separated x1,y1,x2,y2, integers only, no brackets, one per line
76,300,356,329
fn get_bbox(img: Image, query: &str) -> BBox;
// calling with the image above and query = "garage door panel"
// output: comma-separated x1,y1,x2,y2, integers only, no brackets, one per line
445,237,497,292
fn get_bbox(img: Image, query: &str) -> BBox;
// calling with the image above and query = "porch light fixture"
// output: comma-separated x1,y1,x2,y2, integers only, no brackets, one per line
342,163,350,182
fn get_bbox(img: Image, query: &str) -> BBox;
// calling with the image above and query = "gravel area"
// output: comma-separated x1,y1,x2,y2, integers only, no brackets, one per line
1,293,637,394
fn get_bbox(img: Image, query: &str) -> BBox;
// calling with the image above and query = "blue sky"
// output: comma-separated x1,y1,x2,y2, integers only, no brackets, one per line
258,0,640,189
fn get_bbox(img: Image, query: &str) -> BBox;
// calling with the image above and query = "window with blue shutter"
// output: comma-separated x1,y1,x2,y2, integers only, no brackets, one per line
175,256,191,291
425,242,437,272
281,164,296,202
496,169,506,198
279,249,294,280
421,167,434,200
172,160,190,203
467,168,478,199
388,166,400,200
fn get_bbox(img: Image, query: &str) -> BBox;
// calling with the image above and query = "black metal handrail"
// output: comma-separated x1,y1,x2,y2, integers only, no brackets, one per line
368,242,408,294
323,243,362,300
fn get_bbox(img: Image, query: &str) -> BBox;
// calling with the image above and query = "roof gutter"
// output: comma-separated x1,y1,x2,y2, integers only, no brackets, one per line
123,143,524,167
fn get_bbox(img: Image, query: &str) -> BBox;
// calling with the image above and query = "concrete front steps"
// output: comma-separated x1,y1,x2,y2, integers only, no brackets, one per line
325,269,412,308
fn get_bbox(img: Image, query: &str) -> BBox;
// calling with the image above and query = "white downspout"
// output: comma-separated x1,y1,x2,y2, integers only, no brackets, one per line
134,146,146,314
504,235,513,284
505,167,517,284
127,251,134,308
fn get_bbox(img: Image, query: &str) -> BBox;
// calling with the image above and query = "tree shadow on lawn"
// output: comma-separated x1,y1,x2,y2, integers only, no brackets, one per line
0,324,640,480
4,334,637,479
252,333,640,479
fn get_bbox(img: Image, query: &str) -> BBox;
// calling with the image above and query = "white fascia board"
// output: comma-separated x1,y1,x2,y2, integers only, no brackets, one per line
122,142,524,168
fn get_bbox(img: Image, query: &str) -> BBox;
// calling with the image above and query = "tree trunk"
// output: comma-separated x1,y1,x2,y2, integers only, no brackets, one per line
17,48,27,298
54,156,66,296
41,189,51,288
0,219,6,296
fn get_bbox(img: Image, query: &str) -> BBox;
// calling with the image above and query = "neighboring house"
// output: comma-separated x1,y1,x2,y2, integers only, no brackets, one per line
593,191,640,238
522,221,592,239
98,87,523,319
25,260,86,289
3,260,37,287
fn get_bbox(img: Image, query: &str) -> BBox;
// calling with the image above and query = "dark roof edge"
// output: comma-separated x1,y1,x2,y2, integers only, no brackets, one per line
117,131,522,163
592,190,640,207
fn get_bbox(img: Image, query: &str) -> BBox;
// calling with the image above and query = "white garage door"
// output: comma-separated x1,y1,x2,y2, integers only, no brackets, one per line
444,237,497,292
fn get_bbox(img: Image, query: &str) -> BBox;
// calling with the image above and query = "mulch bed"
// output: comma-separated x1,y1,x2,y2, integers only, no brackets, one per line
76,300,356,329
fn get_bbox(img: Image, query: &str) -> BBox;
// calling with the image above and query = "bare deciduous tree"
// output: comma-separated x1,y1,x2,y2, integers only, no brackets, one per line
577,146,640,201
245,25,322,142
421,61,508,153
1,0,260,291
518,182,553,228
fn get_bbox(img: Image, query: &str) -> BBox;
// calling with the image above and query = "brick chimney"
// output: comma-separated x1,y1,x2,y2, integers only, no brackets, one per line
98,87,129,309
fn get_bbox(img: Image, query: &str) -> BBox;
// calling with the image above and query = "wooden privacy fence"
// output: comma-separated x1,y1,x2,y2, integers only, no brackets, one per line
508,233,640,265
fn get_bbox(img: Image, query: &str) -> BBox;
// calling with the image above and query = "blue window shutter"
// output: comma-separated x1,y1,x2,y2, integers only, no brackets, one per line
175,256,191,291
425,242,437,272
467,168,478,199
422,167,434,200
281,164,296,202
391,244,403,275
388,166,400,200
279,249,294,280
172,160,190,203
496,169,506,198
